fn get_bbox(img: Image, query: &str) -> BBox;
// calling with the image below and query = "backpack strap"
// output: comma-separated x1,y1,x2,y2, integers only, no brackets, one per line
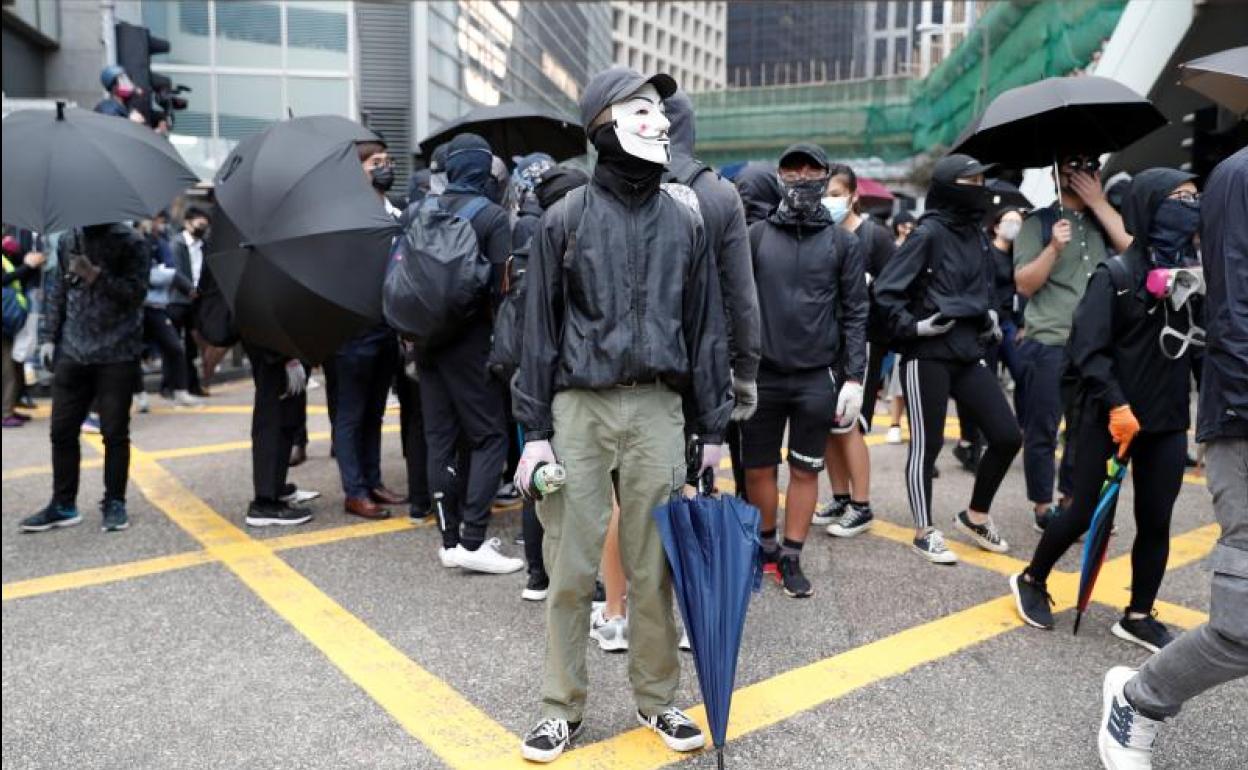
665,156,710,188
1035,205,1060,248
561,186,588,270
453,195,491,223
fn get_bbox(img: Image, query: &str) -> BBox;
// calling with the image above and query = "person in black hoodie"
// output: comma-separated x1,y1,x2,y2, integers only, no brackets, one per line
873,153,1022,564
1011,169,1204,656
734,161,783,227
513,66,730,763
741,143,868,599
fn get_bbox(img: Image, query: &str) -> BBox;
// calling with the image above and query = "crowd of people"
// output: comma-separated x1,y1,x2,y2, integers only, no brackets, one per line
3,63,1244,770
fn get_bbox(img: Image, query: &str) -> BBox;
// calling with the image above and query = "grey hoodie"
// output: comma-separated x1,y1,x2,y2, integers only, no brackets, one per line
664,90,761,383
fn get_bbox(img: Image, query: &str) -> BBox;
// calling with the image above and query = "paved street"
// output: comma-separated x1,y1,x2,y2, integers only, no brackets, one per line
3,378,1244,770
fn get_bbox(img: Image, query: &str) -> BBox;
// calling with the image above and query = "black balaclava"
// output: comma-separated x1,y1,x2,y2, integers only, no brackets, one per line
1121,167,1199,267
776,143,831,221
926,153,995,227
444,133,494,197
1149,199,1201,266
590,122,664,200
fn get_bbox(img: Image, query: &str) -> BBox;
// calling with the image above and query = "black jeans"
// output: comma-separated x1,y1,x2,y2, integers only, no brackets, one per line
420,320,506,549
164,303,201,394
245,343,305,502
1026,413,1187,613
900,356,1022,529
1019,338,1075,505
331,340,398,499
50,358,136,507
522,499,546,577
396,367,429,512
143,306,187,392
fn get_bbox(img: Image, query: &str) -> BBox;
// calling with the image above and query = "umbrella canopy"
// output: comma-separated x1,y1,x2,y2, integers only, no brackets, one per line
418,101,585,161
1178,46,1248,116
2,103,199,233
986,178,1033,210
652,446,762,768
209,116,398,363
856,177,895,208
952,76,1167,168
1073,445,1132,635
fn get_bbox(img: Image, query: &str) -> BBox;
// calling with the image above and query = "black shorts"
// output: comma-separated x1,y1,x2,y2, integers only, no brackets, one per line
739,366,838,472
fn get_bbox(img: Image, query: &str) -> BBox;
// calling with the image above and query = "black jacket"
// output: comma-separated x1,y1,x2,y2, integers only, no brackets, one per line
749,205,868,378
665,90,762,383
1196,146,1248,442
873,208,996,362
511,195,544,256
168,234,198,306
42,225,148,365
1066,168,1202,434
513,170,732,442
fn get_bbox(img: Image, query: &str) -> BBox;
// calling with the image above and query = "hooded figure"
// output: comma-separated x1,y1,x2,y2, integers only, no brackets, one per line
734,161,783,226
664,89,761,423
1014,168,1204,649
872,152,1022,565
513,66,730,763
510,155,560,255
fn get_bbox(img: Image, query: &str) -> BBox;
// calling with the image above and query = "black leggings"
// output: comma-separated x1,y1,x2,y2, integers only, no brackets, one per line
900,357,1022,529
1025,414,1186,614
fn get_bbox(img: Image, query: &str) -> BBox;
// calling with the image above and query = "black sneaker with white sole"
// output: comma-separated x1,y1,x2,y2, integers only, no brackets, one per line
1112,612,1175,654
101,499,130,532
522,571,549,602
777,555,813,598
637,708,704,752
812,498,847,527
912,529,958,564
827,503,873,537
19,503,83,533
1010,572,1055,629
954,510,1009,553
245,500,313,527
521,717,581,763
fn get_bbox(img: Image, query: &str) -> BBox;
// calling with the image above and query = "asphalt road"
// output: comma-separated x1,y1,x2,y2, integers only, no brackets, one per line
3,377,1244,769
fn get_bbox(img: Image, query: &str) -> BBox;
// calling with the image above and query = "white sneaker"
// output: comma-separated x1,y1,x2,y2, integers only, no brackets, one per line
438,547,459,569
173,389,204,408
886,425,903,444
1099,666,1160,770
589,606,629,652
134,392,150,414
280,488,320,505
453,537,524,574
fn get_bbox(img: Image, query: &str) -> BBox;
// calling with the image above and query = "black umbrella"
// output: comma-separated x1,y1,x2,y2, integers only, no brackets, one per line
417,101,585,161
2,102,199,233
952,76,1167,168
986,178,1033,210
209,116,398,363
1178,46,1248,117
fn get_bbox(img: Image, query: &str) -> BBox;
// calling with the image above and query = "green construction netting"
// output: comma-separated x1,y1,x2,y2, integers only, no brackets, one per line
690,0,1127,165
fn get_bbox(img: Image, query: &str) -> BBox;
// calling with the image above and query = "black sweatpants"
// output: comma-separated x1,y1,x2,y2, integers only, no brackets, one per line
245,343,305,502
50,358,136,507
419,320,506,549
142,306,188,392
1025,413,1187,613
900,357,1022,529
522,499,545,577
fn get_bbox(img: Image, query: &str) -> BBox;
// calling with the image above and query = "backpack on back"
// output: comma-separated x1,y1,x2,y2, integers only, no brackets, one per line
2,256,30,338
384,195,491,351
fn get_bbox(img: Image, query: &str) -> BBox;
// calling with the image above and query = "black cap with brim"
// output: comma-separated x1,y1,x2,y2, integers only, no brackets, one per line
778,142,830,171
934,153,997,184
579,66,678,131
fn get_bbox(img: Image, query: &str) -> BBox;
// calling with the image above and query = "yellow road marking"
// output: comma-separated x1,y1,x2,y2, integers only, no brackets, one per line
3,458,100,481
115,440,523,768
1,550,216,602
268,517,423,551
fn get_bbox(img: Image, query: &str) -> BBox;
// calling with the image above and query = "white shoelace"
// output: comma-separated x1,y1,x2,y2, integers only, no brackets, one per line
659,709,696,729
927,530,949,552
529,719,566,743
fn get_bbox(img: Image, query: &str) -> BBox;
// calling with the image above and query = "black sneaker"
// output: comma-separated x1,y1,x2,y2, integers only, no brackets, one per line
522,571,549,602
812,498,848,526
777,554,813,598
1010,572,1055,629
954,510,1010,553
912,528,958,564
636,708,704,752
101,498,130,532
952,442,981,473
245,500,313,527
409,505,432,522
521,717,581,763
1112,612,1175,654
827,503,874,537
19,503,83,533
1033,504,1064,533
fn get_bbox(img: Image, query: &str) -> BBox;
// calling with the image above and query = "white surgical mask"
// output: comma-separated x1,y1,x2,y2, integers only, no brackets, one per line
609,83,670,165
999,220,1022,242
822,195,850,224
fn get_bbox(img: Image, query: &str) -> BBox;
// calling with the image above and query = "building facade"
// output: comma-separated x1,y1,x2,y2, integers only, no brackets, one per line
726,1,868,87
610,1,725,93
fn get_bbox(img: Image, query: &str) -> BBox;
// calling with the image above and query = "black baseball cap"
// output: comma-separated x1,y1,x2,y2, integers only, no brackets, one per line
933,153,997,184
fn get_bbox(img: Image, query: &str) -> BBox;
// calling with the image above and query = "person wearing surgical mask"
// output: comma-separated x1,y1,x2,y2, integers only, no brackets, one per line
514,67,730,762
1011,170,1205,657
737,144,868,600
94,65,142,121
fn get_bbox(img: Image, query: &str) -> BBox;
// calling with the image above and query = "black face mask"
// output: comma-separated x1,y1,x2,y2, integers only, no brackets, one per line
190,225,208,240
1148,198,1201,267
780,178,827,217
370,166,395,193
932,179,991,222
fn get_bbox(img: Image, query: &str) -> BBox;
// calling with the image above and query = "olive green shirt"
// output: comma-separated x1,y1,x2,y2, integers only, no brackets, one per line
1014,207,1109,346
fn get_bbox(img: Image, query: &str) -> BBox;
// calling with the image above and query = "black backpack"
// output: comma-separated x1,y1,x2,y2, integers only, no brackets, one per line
664,156,712,188
383,195,491,351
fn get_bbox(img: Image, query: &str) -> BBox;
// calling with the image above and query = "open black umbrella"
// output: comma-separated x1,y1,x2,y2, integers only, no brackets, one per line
986,178,1033,210
417,101,585,161
2,103,199,233
209,116,398,363
1178,46,1248,117
952,76,1167,168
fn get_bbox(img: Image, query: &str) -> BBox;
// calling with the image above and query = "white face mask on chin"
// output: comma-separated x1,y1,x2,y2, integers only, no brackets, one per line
609,83,671,165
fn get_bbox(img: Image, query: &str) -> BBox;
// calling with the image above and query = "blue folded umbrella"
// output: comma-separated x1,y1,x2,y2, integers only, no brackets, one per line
653,469,761,769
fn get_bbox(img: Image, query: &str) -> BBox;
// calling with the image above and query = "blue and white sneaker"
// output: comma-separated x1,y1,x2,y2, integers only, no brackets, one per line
20,503,83,533
101,498,130,532
1099,666,1160,770
912,528,958,564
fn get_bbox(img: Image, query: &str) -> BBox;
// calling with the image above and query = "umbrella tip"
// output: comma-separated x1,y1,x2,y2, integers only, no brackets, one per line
717,747,725,770
56,101,66,121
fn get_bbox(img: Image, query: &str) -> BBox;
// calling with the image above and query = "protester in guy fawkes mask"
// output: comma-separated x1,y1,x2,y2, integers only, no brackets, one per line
873,153,1022,565
513,66,730,763
1012,169,1206,656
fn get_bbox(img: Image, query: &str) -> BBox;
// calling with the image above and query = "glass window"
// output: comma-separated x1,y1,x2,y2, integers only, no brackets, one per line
215,1,282,69
287,77,349,118
143,0,212,66
216,74,281,140
628,16,637,38
286,1,349,71
875,1,889,29
932,2,944,24
896,37,910,69
896,1,909,27
952,1,966,24
950,31,964,50
162,70,212,137
429,82,462,124
874,39,887,76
